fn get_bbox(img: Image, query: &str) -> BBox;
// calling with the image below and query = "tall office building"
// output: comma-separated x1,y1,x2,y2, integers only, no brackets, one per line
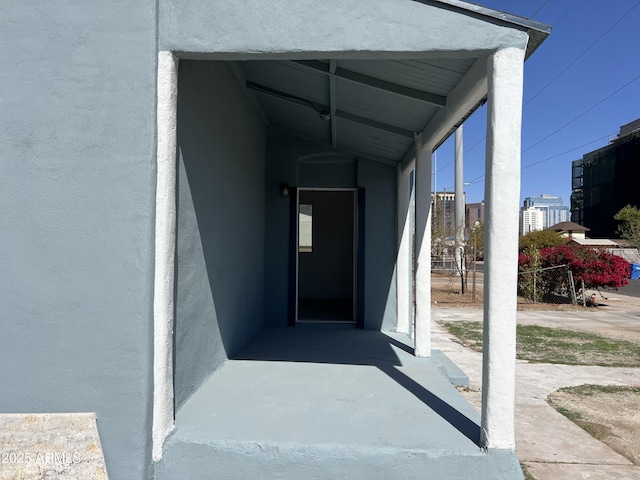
571,118,640,238
521,194,570,231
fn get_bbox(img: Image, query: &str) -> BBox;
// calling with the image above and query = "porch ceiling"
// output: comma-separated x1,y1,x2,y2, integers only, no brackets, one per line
239,57,474,163
233,1,550,165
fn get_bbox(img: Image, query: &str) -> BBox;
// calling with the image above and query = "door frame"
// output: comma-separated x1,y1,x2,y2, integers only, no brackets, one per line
291,187,359,325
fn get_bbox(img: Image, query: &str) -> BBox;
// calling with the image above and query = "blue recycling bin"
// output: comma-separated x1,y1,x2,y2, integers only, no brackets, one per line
631,263,640,280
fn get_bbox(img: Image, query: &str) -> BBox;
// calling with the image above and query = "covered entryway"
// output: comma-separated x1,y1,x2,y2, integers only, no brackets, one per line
297,189,357,323
153,1,551,476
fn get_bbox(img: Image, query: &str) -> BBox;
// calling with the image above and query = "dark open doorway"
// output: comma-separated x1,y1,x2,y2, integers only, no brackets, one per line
297,189,356,323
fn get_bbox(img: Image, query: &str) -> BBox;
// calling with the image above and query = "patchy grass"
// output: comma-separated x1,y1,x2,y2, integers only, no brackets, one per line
555,384,640,396
442,321,484,350
548,385,640,465
440,321,640,367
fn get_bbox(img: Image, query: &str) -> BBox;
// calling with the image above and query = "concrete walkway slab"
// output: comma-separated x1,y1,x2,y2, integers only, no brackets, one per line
524,463,640,480
515,405,631,465
432,307,640,480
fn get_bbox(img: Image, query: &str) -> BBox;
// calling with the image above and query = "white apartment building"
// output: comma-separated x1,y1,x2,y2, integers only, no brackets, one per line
520,206,545,235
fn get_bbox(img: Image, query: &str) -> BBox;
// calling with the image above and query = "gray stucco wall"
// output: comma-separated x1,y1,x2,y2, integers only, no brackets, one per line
0,2,157,479
357,159,398,331
174,61,266,409
159,0,529,58
263,130,396,329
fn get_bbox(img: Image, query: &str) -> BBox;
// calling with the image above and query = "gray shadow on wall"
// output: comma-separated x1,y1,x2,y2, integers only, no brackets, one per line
173,147,227,410
173,60,266,410
359,159,398,331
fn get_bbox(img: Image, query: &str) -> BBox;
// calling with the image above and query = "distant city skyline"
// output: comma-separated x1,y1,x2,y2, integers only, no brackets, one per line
520,194,570,235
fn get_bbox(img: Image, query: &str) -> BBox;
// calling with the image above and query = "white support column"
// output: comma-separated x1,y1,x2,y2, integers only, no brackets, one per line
153,51,179,461
454,126,465,277
414,143,432,357
480,47,526,450
396,163,413,335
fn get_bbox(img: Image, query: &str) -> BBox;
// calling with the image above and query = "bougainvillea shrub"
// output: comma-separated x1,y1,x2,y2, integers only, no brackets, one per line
518,245,630,290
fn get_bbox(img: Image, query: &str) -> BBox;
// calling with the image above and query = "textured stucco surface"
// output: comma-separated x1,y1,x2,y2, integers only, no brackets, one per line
1,0,541,477
0,2,157,479
159,0,528,58
481,47,526,450
153,50,179,461
174,61,267,409
414,145,433,356
396,166,413,335
358,159,398,331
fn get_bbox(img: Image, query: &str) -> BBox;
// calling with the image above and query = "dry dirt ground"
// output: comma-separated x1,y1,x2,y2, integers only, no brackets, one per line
547,386,640,466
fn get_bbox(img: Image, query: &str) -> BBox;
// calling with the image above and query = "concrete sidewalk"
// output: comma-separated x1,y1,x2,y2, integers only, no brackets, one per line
432,307,640,480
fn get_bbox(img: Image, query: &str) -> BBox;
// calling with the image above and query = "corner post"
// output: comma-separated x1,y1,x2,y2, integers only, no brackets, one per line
454,126,465,285
414,143,432,357
480,46,525,449
396,164,413,335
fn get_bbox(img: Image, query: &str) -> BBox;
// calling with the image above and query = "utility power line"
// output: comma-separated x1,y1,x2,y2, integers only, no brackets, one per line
549,0,578,28
435,0,637,174
521,133,615,171
522,73,640,155
436,71,640,178
529,0,552,19
525,0,640,106
464,132,616,186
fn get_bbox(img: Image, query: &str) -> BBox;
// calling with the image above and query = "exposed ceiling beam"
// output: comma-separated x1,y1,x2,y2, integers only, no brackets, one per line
246,81,415,139
293,60,447,108
329,59,338,149
336,110,414,139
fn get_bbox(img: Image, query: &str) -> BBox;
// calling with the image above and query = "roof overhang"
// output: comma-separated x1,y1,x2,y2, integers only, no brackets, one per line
160,0,551,165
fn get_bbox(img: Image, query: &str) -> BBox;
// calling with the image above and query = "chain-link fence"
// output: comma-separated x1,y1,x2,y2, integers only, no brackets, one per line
431,262,577,306
431,263,482,304
517,265,577,305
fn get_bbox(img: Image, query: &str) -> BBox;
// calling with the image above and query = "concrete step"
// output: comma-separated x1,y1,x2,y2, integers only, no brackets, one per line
156,439,524,480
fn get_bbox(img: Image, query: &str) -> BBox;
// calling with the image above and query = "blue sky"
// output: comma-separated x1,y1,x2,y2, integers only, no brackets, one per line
434,0,640,207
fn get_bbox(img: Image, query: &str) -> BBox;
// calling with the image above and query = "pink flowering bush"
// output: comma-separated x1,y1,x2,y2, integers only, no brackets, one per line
519,245,630,290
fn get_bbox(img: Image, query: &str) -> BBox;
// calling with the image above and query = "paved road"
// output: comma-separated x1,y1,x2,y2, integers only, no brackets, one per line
618,278,640,298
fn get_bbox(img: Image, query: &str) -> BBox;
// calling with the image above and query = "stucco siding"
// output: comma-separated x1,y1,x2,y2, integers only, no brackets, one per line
0,2,157,479
174,61,267,409
159,0,528,58
357,159,398,331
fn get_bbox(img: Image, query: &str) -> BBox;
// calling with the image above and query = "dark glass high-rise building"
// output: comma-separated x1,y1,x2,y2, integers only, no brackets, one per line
571,118,640,238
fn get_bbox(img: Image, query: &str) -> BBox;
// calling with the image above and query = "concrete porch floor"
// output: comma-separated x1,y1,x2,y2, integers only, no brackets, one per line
156,327,523,480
